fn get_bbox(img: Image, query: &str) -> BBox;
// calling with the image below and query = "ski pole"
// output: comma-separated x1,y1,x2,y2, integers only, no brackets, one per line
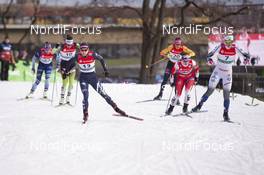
74,80,79,106
194,84,198,106
51,70,57,105
145,57,167,69
165,86,174,112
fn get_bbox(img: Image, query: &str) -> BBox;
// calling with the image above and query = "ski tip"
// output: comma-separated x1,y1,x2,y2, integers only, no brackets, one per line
113,113,144,121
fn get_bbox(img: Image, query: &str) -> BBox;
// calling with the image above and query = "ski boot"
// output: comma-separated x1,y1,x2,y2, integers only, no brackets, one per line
26,90,34,99
43,90,48,99
66,92,71,104
114,106,127,116
59,94,65,105
182,103,188,113
223,110,230,122
154,92,163,100
166,105,174,115
192,103,202,112
60,87,65,105
154,85,165,100
83,110,88,124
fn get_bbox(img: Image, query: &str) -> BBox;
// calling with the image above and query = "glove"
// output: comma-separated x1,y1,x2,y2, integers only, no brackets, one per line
104,71,110,77
207,57,214,65
169,75,175,87
31,67,35,74
243,58,250,65
194,77,198,84
56,67,60,72
11,63,16,71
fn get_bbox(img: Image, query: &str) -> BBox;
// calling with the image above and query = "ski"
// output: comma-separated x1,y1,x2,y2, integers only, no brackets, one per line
245,103,259,106
54,103,74,108
136,99,168,103
189,110,208,114
113,114,144,121
222,120,241,125
17,96,33,101
39,97,52,102
160,110,208,118
173,112,193,118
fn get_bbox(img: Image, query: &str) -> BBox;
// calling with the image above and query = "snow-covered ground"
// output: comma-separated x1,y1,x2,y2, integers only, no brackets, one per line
0,82,264,175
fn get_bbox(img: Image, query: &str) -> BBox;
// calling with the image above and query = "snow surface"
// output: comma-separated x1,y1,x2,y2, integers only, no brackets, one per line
0,82,264,175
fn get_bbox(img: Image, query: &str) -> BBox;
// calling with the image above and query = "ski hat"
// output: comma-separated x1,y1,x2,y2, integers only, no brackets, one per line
80,42,89,50
44,42,51,52
182,55,190,61
65,35,73,45
174,37,182,45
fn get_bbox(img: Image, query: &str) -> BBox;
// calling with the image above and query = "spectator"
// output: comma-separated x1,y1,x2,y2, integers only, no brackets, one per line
0,36,16,80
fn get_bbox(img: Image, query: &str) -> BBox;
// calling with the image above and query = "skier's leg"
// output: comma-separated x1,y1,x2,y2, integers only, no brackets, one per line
222,72,232,121
166,78,184,114
192,69,220,111
59,73,68,104
2,61,9,80
0,60,3,80
79,76,89,122
154,61,174,100
66,72,75,103
89,73,126,115
183,78,195,112
43,65,52,98
30,65,44,93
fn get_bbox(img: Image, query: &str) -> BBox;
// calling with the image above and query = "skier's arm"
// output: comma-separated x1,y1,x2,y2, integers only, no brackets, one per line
182,46,195,57
235,47,250,64
31,50,40,73
207,45,221,58
55,45,62,70
160,44,173,57
192,60,199,82
93,52,109,76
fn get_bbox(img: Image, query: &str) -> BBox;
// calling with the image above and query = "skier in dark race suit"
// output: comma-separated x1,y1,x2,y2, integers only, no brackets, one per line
76,43,126,123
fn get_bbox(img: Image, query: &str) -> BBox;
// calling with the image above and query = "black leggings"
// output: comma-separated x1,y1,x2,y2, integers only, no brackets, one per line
161,60,175,86
79,72,116,112
0,60,9,80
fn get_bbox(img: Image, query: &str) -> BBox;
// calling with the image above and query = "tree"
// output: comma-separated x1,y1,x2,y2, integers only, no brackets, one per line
121,0,249,83
0,0,14,38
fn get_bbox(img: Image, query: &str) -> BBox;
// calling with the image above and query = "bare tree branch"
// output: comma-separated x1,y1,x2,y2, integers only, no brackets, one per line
203,6,248,24
122,5,143,18
18,0,40,44
1,0,14,38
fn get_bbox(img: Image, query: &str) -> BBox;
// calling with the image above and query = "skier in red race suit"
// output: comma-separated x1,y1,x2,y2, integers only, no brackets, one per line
166,55,199,115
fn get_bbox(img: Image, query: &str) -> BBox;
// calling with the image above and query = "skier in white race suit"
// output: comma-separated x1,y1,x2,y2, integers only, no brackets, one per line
192,35,250,121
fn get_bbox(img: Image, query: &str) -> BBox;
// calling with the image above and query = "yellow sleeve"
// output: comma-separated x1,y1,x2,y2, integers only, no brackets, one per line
160,44,173,56
183,46,195,57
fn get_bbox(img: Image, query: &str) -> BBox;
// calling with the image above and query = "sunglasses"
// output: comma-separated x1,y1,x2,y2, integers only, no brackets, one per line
80,49,88,52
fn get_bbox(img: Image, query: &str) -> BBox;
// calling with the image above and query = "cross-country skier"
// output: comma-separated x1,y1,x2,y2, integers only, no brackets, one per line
166,55,199,115
154,37,195,100
192,35,250,121
56,35,79,105
77,42,126,123
27,42,56,98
